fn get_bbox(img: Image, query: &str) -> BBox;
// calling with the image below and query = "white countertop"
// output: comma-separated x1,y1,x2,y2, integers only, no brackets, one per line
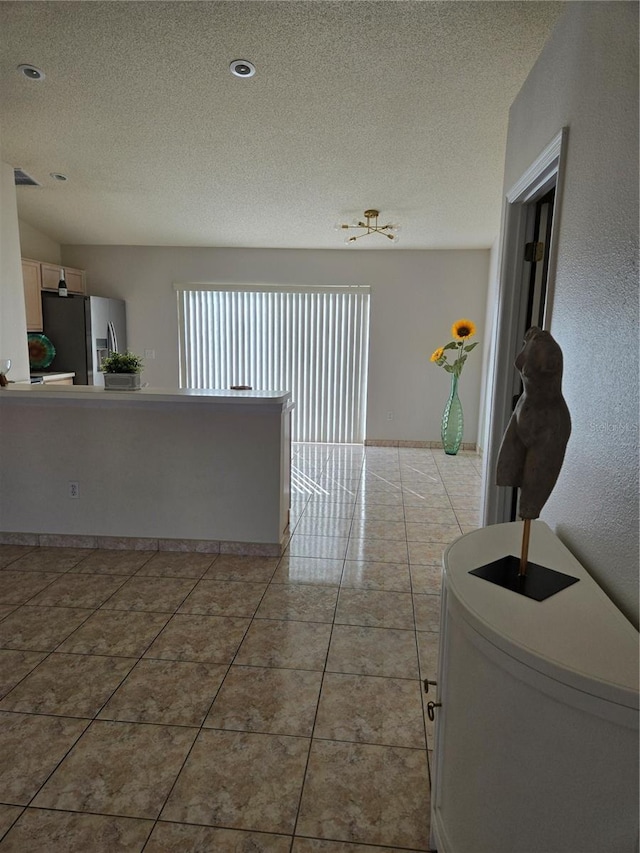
0,384,293,409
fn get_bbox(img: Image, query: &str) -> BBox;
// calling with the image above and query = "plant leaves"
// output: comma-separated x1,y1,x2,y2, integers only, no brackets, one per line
443,341,458,351
464,342,479,352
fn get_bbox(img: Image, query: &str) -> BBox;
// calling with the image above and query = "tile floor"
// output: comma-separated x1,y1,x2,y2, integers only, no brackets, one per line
0,444,482,852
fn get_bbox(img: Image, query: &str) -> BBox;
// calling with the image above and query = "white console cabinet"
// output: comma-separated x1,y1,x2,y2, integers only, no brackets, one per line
430,521,639,853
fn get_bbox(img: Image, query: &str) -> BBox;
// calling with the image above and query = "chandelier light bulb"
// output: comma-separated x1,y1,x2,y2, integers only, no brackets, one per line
335,209,400,246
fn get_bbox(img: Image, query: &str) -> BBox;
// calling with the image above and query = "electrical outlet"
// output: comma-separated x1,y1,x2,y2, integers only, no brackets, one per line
387,411,394,420
144,349,156,359
69,481,79,499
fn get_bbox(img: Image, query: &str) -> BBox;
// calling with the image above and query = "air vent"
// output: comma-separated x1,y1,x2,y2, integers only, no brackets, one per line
14,168,40,187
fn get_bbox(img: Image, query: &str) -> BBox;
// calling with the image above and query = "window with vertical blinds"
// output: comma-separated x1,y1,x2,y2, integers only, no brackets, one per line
177,285,370,443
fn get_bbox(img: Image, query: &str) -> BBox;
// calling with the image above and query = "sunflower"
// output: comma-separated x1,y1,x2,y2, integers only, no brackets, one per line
430,319,479,379
451,318,476,340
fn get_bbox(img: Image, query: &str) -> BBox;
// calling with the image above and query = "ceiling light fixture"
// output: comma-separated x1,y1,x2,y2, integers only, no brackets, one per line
17,64,45,81
50,173,68,182
229,59,256,78
335,209,400,245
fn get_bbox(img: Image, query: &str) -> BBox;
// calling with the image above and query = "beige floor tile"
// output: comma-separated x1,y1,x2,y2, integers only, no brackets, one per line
405,522,461,544
27,574,127,608
203,555,279,582
100,576,197,612
8,548,89,573
272,556,344,586
326,625,419,679
205,665,322,736
0,571,59,605
292,838,421,852
145,822,291,853
335,589,414,630
297,502,355,520
413,594,442,632
0,808,153,852
417,632,440,681
144,614,250,664
0,605,93,652
296,740,430,849
0,712,88,804
57,610,170,657
400,491,449,508
161,729,309,833
314,673,425,748
287,535,349,560
349,520,407,541
70,550,154,575
99,659,227,726
341,561,411,592
178,579,267,616
235,619,332,671
0,545,36,568
345,538,409,564
354,490,403,507
0,604,17,621
352,504,405,522
0,653,134,717
455,510,482,528
0,650,47,699
407,541,446,566
135,551,214,578
403,505,458,525
33,720,197,818
0,804,22,839
256,585,338,622
293,517,353,538
410,564,443,594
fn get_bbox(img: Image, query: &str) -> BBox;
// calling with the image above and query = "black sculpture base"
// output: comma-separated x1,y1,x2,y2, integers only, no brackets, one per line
469,555,579,601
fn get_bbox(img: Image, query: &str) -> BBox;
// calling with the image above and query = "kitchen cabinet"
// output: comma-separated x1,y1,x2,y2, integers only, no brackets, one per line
21,259,43,331
430,521,639,853
40,262,86,294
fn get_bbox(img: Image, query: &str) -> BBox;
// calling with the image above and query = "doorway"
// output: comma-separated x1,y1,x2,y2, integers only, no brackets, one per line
482,128,568,526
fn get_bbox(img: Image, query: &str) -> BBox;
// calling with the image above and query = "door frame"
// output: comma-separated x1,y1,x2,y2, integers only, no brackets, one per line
481,127,569,526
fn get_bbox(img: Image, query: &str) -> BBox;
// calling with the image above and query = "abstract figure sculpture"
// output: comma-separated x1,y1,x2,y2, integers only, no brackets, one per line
497,327,571,575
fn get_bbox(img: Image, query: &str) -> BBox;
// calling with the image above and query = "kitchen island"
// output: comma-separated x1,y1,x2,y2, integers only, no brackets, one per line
0,385,293,555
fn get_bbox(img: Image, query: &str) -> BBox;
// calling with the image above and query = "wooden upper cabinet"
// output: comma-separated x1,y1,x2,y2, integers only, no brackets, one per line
22,259,43,331
41,262,86,294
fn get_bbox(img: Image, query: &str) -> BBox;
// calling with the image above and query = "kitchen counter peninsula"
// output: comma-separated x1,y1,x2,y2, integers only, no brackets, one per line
0,385,293,554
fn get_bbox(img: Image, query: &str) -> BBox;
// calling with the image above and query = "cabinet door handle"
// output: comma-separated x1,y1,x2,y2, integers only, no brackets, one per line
426,701,442,721
423,679,438,694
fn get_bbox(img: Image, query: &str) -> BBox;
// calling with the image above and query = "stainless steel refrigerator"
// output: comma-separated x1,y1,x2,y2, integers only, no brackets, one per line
41,292,127,385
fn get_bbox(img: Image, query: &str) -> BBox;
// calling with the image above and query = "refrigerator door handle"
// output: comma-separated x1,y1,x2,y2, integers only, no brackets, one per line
108,320,119,354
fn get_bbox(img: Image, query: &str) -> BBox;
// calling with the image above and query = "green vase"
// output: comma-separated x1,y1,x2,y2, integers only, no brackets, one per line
441,374,464,455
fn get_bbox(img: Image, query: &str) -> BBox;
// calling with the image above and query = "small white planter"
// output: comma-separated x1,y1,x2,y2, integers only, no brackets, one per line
103,373,142,391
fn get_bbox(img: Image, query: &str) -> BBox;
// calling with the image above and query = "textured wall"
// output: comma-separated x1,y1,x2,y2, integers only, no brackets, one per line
0,161,30,382
18,219,61,264
504,2,639,625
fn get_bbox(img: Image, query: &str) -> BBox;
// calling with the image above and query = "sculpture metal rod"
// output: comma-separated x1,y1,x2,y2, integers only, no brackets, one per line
519,518,532,576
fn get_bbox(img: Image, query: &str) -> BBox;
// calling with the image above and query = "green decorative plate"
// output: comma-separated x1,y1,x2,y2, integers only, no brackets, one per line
28,333,56,369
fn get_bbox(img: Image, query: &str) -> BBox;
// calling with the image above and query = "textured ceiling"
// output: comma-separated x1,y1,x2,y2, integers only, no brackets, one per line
0,1,564,250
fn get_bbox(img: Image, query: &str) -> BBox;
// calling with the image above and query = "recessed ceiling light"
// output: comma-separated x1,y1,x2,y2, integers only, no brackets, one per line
17,64,45,81
50,173,68,182
229,59,256,78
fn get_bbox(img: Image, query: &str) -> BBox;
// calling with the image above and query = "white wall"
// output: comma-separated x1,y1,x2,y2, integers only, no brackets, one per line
477,237,500,453
0,159,29,382
61,245,489,444
500,2,639,625
18,219,61,264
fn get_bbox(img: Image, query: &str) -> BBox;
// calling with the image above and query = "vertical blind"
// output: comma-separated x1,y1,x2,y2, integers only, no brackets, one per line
177,286,370,443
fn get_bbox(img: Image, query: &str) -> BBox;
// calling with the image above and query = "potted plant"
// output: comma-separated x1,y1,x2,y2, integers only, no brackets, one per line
101,351,144,390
